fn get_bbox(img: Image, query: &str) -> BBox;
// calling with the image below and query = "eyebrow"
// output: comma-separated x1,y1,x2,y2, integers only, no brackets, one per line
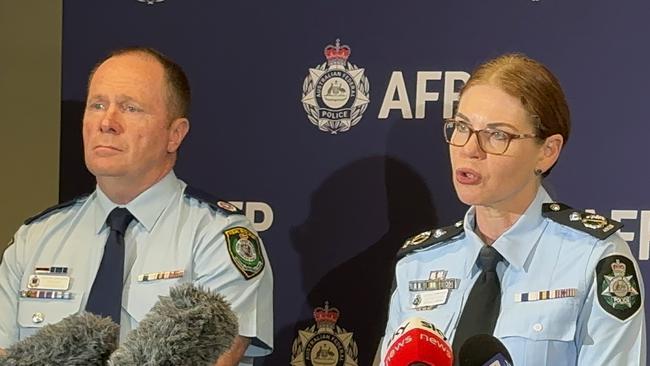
86,94,141,105
455,112,519,131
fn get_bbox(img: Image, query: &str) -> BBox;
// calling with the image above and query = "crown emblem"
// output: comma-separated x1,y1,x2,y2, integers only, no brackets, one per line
313,301,340,330
611,259,626,277
324,39,351,67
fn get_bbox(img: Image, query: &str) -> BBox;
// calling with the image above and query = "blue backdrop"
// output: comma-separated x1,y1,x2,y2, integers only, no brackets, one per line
60,1,650,364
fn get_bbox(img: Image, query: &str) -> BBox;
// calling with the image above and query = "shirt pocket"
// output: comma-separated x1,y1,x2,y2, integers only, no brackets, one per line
125,279,183,322
495,299,579,364
17,292,85,340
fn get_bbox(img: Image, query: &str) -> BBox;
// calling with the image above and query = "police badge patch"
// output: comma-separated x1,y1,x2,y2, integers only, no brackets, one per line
596,254,642,321
291,302,359,366
301,39,370,134
224,227,264,280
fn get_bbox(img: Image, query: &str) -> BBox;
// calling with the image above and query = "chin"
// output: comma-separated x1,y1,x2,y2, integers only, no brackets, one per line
86,162,128,179
453,184,489,207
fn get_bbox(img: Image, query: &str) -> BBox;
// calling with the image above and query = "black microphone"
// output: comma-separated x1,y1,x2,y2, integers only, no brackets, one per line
0,312,119,366
458,334,513,366
108,283,239,365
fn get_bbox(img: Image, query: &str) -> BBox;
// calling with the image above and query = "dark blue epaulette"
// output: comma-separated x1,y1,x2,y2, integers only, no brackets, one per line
183,186,244,216
397,220,465,259
24,195,89,225
542,202,622,240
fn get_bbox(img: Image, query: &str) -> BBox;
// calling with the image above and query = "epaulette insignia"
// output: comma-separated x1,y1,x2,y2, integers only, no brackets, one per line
542,202,622,240
24,195,89,225
183,186,244,216
397,220,464,259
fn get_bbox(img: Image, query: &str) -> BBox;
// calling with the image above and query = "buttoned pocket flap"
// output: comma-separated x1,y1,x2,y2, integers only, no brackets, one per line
17,292,85,329
125,279,182,321
495,300,579,341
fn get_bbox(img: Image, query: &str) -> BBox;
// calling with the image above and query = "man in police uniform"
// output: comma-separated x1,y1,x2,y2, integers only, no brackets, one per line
0,48,272,366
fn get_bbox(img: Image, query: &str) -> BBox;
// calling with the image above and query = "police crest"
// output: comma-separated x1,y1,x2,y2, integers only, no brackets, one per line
596,255,642,321
224,227,265,280
291,302,359,366
301,39,370,134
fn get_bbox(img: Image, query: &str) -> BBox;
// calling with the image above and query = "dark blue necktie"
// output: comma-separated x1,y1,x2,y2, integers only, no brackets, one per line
452,245,503,365
85,207,134,324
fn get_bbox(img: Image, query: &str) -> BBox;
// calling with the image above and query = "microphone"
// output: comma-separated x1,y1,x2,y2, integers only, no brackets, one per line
0,312,119,366
384,317,453,366
108,283,239,365
458,334,513,366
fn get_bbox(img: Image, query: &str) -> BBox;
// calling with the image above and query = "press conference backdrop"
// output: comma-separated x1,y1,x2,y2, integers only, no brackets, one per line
59,1,650,365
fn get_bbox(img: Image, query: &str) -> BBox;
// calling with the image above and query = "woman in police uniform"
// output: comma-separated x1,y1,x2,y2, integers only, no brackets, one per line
381,54,646,365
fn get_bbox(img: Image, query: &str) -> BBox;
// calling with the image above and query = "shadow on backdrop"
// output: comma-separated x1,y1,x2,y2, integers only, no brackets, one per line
269,155,437,366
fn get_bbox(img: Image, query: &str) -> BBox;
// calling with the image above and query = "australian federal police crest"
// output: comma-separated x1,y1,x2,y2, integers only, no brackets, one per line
301,39,370,134
290,302,359,366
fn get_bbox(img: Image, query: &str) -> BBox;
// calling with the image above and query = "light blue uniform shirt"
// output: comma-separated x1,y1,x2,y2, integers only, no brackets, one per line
0,171,273,366
382,187,646,365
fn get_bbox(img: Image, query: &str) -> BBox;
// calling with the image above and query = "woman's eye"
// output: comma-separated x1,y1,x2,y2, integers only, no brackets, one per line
490,130,509,141
456,123,469,132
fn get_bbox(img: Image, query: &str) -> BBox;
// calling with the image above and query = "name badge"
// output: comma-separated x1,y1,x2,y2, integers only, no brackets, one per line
411,289,449,309
27,274,70,291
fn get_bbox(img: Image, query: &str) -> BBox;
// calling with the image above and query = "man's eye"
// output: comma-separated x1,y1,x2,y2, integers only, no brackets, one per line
90,103,106,110
123,105,141,113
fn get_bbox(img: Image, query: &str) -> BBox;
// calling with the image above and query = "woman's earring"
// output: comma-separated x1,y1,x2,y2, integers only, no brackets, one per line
534,168,543,176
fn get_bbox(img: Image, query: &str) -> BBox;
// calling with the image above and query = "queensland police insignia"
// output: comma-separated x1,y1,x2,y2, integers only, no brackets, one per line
301,39,370,134
291,302,359,366
224,227,264,280
596,255,641,321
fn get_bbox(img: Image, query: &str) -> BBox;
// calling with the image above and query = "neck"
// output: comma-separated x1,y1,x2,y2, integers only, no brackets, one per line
97,166,172,205
474,184,540,245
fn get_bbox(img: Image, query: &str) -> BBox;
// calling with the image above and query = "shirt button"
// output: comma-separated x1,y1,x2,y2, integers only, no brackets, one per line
533,323,543,332
32,312,44,324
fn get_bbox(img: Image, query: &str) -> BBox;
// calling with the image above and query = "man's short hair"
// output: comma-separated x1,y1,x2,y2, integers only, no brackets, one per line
88,47,191,119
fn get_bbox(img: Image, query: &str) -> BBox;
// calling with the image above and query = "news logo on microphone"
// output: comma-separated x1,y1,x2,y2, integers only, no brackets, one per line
384,317,453,366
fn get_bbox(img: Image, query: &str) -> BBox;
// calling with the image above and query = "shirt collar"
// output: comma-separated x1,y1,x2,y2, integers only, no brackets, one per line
93,170,181,234
462,186,554,275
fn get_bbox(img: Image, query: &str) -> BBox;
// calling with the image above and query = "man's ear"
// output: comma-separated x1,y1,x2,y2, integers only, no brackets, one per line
168,118,190,153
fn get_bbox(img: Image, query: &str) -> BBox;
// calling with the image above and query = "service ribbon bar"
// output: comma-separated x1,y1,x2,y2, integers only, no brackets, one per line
137,270,184,282
515,288,577,302
20,289,72,300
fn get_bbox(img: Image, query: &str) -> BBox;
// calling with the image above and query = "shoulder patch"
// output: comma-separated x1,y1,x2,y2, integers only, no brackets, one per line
183,186,244,216
596,254,642,321
24,195,89,225
223,226,265,280
397,220,464,259
542,202,622,240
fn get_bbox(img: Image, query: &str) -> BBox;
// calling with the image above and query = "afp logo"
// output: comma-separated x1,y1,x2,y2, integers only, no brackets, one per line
301,39,370,134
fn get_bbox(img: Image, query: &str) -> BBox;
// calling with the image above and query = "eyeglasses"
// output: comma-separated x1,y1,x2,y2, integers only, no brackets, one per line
443,119,538,155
